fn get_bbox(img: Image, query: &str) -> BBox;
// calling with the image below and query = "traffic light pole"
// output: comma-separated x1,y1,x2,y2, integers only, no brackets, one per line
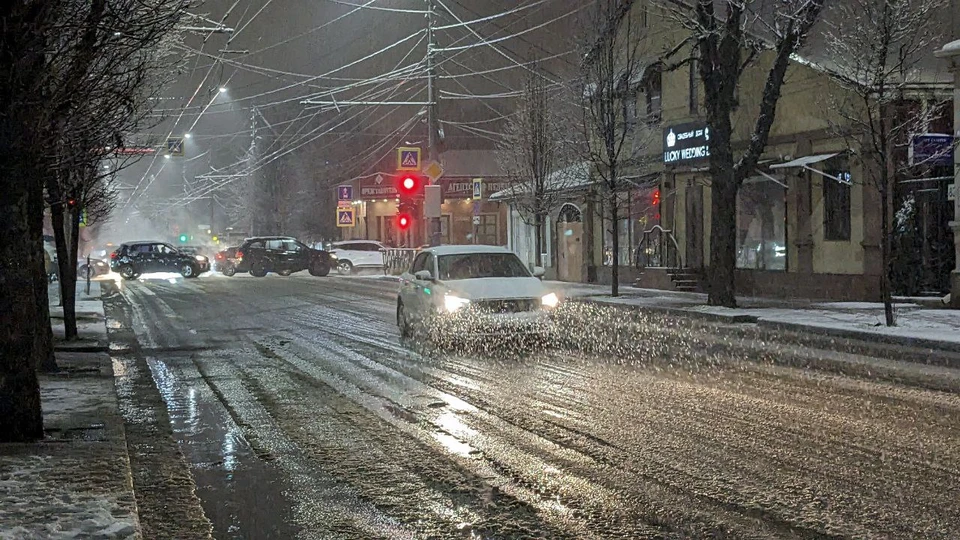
426,0,442,247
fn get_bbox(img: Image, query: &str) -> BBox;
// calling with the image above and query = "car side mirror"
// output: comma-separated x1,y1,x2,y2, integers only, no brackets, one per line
414,270,433,282
532,266,546,279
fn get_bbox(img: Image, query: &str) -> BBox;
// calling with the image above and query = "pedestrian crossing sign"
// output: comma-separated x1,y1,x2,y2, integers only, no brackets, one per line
336,207,355,227
397,147,421,171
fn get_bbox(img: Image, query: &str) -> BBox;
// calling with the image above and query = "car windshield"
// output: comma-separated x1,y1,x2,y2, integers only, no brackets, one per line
436,253,530,280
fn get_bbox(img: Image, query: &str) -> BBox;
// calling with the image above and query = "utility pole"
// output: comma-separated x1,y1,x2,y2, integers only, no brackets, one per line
247,108,258,235
426,0,442,247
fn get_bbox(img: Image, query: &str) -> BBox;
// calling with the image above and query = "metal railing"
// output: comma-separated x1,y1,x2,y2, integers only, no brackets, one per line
634,225,682,269
382,248,418,275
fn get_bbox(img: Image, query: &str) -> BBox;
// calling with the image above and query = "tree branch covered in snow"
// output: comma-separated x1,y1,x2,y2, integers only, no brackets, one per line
823,0,948,326
578,0,657,296
497,67,575,267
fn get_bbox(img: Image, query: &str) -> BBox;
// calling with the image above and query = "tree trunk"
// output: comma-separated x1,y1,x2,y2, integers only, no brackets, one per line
534,213,543,268
880,185,895,326
52,202,78,340
30,179,56,373
0,169,45,442
610,192,620,297
708,169,739,308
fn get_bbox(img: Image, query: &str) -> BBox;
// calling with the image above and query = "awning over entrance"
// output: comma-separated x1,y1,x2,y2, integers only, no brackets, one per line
769,152,840,169
769,152,850,185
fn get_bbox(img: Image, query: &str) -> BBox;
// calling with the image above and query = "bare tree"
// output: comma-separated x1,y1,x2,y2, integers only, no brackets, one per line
823,0,947,326
660,0,825,307
0,0,186,442
45,0,187,344
497,67,572,268
579,0,654,297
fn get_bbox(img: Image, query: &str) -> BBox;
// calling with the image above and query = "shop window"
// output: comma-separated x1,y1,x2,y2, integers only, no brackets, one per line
823,170,851,241
736,178,786,270
476,214,499,245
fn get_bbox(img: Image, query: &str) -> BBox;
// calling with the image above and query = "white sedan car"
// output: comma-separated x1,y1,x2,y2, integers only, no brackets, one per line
396,245,559,339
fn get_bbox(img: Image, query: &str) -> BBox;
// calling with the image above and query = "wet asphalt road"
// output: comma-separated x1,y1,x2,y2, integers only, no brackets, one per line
104,272,960,539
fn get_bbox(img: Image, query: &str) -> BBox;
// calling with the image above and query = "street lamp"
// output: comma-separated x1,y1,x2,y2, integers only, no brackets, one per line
184,133,192,139
218,87,227,94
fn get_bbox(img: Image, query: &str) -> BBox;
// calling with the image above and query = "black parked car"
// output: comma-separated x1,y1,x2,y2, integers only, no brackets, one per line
110,241,203,280
233,236,334,277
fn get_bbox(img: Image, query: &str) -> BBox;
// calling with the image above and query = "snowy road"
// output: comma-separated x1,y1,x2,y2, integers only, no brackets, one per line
103,274,960,539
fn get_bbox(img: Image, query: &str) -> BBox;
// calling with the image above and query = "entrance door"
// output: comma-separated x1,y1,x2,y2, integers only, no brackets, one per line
557,203,583,282
685,183,704,269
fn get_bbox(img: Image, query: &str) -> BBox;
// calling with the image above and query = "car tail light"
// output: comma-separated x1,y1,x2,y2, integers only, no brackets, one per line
215,252,223,260
110,252,117,259
235,251,243,260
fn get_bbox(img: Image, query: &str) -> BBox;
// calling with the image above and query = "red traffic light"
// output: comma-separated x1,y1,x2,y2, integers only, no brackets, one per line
396,212,413,230
396,174,422,196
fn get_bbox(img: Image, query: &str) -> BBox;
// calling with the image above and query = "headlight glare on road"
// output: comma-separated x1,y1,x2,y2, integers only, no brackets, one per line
444,295,470,313
541,292,559,308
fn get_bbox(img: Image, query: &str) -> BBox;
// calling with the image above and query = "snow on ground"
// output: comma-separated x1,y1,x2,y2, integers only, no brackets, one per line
0,453,138,540
586,290,960,345
752,307,960,344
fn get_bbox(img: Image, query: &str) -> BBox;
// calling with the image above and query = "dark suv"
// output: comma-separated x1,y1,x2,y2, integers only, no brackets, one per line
110,241,203,280
233,236,334,277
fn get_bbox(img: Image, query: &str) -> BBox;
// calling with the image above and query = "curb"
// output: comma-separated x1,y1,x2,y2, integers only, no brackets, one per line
577,297,760,324
54,343,110,353
580,297,960,354
757,319,960,354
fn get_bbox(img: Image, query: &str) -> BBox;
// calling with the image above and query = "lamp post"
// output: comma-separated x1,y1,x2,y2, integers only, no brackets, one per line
935,40,960,307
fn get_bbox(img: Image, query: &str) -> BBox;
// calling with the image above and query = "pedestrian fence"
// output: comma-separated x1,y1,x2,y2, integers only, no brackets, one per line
382,248,418,275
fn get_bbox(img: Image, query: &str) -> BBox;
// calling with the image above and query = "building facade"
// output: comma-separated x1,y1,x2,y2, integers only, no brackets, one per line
336,150,510,247
499,1,957,302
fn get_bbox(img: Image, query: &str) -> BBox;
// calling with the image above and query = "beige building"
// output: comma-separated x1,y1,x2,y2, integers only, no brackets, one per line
499,1,957,301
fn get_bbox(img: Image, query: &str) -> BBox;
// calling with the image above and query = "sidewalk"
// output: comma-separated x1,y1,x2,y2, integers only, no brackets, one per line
49,281,108,352
0,283,141,539
547,281,960,352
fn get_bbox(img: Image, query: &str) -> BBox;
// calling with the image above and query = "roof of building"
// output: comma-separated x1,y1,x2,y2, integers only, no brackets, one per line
489,161,594,201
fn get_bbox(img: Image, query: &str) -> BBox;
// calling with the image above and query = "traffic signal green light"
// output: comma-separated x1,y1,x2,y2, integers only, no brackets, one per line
179,234,188,243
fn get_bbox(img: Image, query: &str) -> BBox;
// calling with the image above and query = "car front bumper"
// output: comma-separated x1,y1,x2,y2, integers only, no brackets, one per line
427,308,556,337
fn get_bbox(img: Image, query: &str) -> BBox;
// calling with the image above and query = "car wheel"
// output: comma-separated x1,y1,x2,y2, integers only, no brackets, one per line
250,262,268,277
397,302,413,338
309,261,330,277
337,260,353,275
118,264,136,280
277,269,293,277
180,263,198,278
221,264,236,277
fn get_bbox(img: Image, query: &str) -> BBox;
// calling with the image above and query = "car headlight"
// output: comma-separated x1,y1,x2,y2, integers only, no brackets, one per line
328,253,338,260
541,292,559,308
444,295,470,313
195,255,208,262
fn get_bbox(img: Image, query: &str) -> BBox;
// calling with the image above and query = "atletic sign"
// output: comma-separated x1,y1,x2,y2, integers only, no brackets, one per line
663,122,711,165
